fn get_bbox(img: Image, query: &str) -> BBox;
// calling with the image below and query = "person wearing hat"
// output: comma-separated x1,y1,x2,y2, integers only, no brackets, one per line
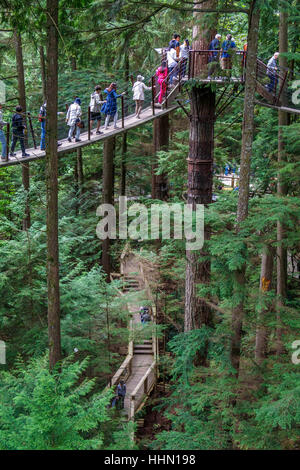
66,97,82,142
101,83,125,130
132,75,151,118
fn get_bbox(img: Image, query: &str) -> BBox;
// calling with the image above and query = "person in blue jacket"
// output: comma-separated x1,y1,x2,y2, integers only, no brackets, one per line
101,83,125,130
221,34,236,77
10,105,30,158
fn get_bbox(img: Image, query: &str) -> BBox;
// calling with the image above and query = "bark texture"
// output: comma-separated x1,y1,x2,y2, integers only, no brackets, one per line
152,114,169,200
184,0,216,333
276,8,289,356
15,31,30,230
255,245,275,364
102,137,115,279
46,0,61,370
230,0,260,375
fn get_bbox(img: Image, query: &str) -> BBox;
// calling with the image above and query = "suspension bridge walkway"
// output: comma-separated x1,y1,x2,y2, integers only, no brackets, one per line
0,50,299,170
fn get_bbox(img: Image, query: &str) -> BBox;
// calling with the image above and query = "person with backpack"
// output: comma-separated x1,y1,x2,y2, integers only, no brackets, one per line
132,75,151,118
0,103,7,161
117,380,126,409
221,34,236,77
208,34,221,79
101,83,125,130
10,105,30,158
89,85,106,135
66,97,82,142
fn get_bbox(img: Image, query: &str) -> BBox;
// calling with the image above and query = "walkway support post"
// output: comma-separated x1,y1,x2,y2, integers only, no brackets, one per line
88,106,91,140
121,96,125,129
152,75,155,116
6,123,10,162
28,112,37,149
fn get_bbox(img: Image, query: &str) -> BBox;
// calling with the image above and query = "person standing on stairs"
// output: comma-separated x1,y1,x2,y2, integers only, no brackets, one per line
156,61,168,104
167,44,179,86
101,83,125,130
117,380,127,409
10,106,30,158
132,75,151,118
0,103,7,161
89,85,106,135
66,98,82,143
169,33,181,58
266,52,280,93
179,39,190,78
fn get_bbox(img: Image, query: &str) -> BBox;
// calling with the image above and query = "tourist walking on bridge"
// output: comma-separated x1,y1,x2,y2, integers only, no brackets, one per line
266,52,280,93
132,75,151,118
10,106,30,158
66,98,82,143
0,103,7,161
89,85,106,135
101,83,125,130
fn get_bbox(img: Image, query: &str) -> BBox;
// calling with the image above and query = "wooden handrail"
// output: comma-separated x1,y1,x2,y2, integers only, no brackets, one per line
129,360,156,419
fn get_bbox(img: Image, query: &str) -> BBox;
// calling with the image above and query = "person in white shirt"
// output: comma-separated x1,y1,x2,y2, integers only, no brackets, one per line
66,98,82,142
167,44,178,85
179,39,190,77
132,75,151,118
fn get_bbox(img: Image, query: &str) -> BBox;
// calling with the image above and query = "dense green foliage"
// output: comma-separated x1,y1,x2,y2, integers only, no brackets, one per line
0,0,300,450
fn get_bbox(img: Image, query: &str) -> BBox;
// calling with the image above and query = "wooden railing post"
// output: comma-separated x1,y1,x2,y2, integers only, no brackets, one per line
88,106,91,140
165,75,168,109
6,122,10,161
130,395,135,420
151,75,155,116
144,376,148,395
188,50,192,79
27,112,37,149
276,70,288,106
121,96,125,129
178,59,182,92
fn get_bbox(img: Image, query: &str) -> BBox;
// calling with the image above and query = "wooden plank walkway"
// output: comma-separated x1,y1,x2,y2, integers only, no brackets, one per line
0,104,178,169
120,256,155,419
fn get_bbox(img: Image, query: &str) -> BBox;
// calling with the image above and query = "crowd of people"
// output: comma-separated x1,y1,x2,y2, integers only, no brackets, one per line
0,37,283,162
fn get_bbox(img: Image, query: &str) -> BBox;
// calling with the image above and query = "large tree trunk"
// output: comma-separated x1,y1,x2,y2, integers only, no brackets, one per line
184,0,216,333
14,31,30,231
46,0,61,370
230,0,260,375
276,8,289,356
152,115,169,200
102,138,115,280
255,245,275,364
